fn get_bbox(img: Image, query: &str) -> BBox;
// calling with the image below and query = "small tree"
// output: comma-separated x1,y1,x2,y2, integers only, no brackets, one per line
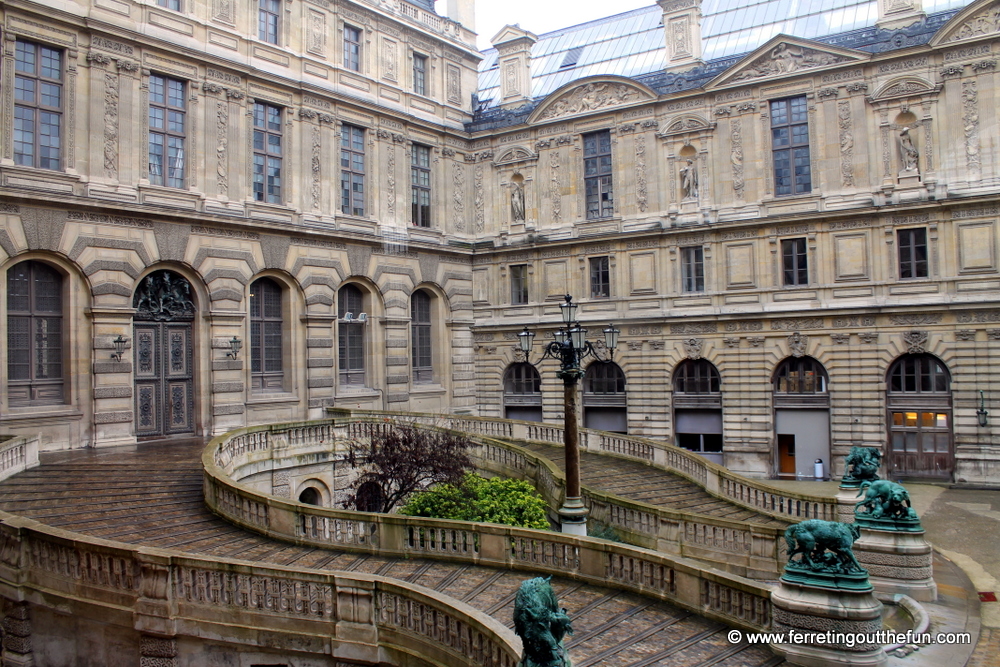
401,472,550,530
342,423,472,513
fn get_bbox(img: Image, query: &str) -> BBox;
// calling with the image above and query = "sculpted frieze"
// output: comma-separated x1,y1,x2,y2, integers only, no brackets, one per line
534,81,652,122
731,43,852,82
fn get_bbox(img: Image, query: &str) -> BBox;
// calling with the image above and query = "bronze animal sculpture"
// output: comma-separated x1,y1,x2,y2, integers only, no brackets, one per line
843,446,882,483
784,520,864,574
855,480,918,521
513,577,573,667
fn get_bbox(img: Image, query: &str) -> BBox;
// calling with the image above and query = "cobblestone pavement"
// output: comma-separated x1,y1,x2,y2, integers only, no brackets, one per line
0,440,782,667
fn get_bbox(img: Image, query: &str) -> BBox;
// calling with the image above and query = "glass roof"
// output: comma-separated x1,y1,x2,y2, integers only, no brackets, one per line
476,0,973,110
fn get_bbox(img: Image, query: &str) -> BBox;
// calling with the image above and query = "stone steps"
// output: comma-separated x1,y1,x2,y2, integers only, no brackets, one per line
0,442,782,667
520,442,786,527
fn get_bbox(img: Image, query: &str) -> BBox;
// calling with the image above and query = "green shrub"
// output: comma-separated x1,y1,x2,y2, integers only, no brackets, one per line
400,473,550,530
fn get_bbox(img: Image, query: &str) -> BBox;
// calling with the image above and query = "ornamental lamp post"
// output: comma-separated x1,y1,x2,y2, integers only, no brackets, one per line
518,294,619,535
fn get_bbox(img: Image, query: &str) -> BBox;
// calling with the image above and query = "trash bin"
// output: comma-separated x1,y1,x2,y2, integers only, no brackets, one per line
814,458,824,481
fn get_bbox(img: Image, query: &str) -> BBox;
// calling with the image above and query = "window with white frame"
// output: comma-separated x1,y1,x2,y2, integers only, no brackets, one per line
14,40,63,171
148,74,186,189
681,246,704,293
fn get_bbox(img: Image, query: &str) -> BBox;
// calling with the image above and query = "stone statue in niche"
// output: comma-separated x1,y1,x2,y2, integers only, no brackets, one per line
680,158,699,199
899,127,919,172
511,181,525,222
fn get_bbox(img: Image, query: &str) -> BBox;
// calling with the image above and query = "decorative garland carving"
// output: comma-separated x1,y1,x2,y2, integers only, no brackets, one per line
474,163,485,232
311,124,321,211
838,101,855,187
103,73,119,180
386,145,396,216
453,162,465,232
216,102,228,197
731,118,744,200
550,151,561,222
635,135,648,213
963,80,981,176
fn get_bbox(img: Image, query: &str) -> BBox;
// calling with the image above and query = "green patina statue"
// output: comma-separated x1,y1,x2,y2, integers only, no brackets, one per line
784,520,865,575
842,446,882,485
854,479,922,531
513,577,574,667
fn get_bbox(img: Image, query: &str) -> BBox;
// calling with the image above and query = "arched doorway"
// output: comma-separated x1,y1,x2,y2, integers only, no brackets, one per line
133,269,196,438
583,362,627,434
503,362,542,422
773,356,830,480
673,360,722,464
886,354,953,480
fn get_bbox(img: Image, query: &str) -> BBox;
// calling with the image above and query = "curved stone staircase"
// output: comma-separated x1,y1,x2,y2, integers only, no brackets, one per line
0,440,783,667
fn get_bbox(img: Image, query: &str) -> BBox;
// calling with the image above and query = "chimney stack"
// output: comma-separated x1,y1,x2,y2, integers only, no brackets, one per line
658,0,703,70
491,25,538,109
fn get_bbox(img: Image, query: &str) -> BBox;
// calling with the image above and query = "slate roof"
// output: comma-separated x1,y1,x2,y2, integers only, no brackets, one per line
469,0,970,132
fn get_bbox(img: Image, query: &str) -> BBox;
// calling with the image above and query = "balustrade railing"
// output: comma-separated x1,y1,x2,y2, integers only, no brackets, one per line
0,434,39,483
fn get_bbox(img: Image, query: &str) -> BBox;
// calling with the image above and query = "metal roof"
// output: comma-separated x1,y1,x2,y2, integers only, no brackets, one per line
475,0,971,110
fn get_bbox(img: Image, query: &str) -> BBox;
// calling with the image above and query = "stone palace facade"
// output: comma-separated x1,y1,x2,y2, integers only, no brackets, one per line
3,0,1000,484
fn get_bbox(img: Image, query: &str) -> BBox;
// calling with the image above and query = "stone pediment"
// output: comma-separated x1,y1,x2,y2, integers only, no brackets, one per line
707,36,869,88
869,77,938,101
491,25,538,47
659,114,713,136
494,145,537,165
930,0,1000,45
528,76,656,124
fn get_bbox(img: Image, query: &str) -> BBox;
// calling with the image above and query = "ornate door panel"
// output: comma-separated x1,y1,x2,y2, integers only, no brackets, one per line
133,271,196,438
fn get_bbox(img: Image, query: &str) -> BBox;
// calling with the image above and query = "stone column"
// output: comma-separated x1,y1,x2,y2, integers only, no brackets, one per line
657,0,704,71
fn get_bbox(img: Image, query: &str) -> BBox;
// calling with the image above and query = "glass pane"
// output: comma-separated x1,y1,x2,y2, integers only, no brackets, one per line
904,412,917,427
936,413,948,428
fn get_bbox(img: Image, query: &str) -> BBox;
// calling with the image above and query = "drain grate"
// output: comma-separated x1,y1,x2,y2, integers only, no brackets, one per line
978,592,998,602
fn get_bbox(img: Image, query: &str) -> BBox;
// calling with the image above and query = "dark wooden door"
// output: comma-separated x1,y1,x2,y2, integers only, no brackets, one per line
134,323,194,437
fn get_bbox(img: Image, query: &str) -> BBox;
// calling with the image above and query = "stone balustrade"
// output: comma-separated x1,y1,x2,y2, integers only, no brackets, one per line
328,408,838,523
203,417,776,630
0,434,39,484
0,513,519,667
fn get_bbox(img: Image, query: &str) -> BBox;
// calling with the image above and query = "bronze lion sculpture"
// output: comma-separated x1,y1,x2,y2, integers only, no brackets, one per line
784,520,864,574
843,446,882,483
513,577,573,667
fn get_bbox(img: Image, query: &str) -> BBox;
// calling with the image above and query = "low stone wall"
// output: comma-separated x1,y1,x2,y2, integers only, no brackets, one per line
0,434,39,484
204,417,776,632
0,512,519,667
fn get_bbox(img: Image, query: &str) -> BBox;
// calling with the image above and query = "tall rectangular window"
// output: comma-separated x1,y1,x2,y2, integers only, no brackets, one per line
258,0,280,44
681,246,704,293
7,261,64,406
771,96,811,196
14,40,63,170
340,124,365,216
782,237,808,286
156,0,181,10
413,54,427,95
148,75,186,189
338,285,365,386
250,278,284,392
252,103,282,204
898,228,928,279
583,130,613,219
411,291,432,383
344,25,361,72
590,256,610,298
411,144,431,227
510,264,528,305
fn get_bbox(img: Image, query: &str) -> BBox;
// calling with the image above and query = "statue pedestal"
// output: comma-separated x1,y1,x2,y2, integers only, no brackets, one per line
771,571,886,667
853,525,937,602
836,482,863,523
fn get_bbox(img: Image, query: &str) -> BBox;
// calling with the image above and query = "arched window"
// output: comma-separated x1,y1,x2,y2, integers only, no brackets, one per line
411,290,432,383
249,277,283,391
7,261,64,406
888,354,950,394
583,362,627,433
504,363,541,394
887,354,952,480
338,284,365,386
298,487,321,506
672,359,722,462
773,357,828,394
673,360,720,394
503,363,542,422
